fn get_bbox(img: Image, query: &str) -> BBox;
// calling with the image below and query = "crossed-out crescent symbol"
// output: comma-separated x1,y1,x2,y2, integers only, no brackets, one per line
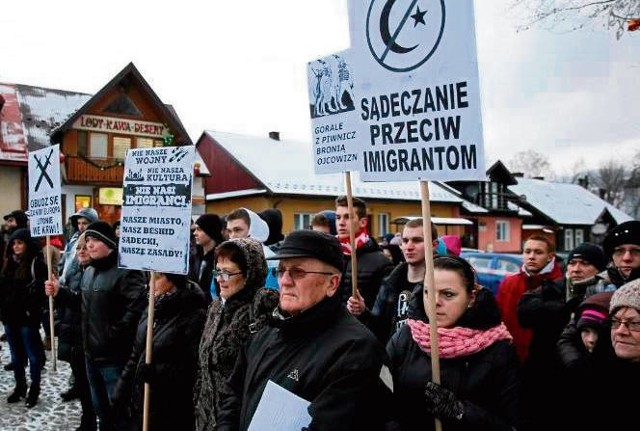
380,0,417,54
366,0,446,72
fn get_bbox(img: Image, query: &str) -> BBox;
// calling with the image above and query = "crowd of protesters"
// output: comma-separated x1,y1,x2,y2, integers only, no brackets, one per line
0,198,638,430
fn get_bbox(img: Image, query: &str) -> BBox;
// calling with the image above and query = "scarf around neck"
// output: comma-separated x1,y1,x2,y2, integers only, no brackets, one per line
339,230,369,255
407,318,513,359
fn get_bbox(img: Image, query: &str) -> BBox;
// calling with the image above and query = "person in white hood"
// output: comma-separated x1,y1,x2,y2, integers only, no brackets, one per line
225,208,279,290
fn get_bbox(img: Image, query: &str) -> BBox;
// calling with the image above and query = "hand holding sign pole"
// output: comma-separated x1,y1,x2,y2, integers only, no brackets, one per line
348,1,486,429
28,145,63,372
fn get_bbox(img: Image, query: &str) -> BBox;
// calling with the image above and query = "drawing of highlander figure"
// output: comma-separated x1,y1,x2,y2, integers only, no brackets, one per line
308,54,356,118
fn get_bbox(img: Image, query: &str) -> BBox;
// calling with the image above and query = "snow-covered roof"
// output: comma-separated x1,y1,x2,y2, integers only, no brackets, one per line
204,130,465,203
509,177,633,225
0,83,90,163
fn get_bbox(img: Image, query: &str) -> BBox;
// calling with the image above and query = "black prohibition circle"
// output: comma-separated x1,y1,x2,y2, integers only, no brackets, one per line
365,0,446,73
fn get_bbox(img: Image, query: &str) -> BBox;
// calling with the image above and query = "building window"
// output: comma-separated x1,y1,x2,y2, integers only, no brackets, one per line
496,220,510,242
74,195,92,212
89,133,108,158
564,229,574,251
113,136,132,160
377,213,389,237
294,213,313,230
78,131,88,156
136,137,164,148
575,229,584,246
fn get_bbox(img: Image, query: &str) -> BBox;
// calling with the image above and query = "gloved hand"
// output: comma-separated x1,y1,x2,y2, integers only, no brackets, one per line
424,381,464,421
138,362,157,384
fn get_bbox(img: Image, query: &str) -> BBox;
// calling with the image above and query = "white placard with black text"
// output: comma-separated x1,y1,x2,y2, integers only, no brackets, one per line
27,145,63,237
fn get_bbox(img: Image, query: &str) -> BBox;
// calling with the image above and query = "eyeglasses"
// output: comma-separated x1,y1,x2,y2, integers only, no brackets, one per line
612,247,640,258
607,318,640,332
212,270,243,281
271,267,335,281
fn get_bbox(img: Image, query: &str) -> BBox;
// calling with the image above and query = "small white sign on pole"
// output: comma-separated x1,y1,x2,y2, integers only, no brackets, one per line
347,0,486,182
118,145,195,274
307,50,363,174
27,145,63,237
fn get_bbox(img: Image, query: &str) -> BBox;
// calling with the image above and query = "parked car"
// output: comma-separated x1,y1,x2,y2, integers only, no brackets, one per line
460,251,523,295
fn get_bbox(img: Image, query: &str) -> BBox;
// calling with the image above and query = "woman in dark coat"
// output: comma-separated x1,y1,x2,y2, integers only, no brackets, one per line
193,237,279,431
111,273,207,431
386,255,522,430
0,228,47,408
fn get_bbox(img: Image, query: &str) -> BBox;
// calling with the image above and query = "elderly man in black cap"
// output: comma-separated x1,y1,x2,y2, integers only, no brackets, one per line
217,230,390,431
46,221,146,431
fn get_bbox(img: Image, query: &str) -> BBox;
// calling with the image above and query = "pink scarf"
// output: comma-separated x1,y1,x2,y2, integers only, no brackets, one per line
339,230,369,256
407,319,513,359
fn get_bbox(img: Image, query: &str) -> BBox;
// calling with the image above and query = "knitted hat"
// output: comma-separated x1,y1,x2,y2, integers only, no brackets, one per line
319,210,337,236
603,220,640,258
577,308,608,331
610,278,640,313
84,221,117,250
195,214,224,244
567,242,607,271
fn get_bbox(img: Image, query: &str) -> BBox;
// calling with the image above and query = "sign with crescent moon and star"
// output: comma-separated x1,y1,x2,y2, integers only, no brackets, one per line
348,0,486,182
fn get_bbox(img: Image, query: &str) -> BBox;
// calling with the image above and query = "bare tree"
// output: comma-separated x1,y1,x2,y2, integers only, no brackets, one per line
510,0,640,39
593,159,627,205
624,150,640,217
507,150,553,179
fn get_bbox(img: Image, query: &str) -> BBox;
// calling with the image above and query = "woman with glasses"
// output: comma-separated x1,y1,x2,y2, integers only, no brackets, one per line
386,255,522,430
193,237,278,431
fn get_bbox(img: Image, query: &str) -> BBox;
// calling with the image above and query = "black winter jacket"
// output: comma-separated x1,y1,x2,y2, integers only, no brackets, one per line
112,281,207,431
81,251,147,364
339,238,393,309
217,295,390,431
386,288,522,431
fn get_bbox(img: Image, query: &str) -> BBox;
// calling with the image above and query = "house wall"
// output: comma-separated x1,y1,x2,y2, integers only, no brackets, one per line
206,196,461,239
478,215,522,253
0,166,25,217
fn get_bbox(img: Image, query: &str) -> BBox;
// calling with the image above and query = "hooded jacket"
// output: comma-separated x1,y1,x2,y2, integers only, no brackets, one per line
59,207,99,281
240,207,279,289
194,238,279,431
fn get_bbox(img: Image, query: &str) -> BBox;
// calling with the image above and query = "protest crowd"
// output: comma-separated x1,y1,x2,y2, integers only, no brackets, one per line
0,201,639,430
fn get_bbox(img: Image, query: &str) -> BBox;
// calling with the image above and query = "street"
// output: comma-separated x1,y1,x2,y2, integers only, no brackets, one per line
0,328,82,431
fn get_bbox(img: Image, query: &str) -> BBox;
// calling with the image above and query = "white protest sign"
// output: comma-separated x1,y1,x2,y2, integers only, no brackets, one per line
347,0,486,182
27,145,63,237
307,50,363,174
118,146,195,274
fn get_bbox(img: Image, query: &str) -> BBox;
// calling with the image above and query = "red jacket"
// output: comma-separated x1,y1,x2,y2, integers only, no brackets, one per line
496,261,564,362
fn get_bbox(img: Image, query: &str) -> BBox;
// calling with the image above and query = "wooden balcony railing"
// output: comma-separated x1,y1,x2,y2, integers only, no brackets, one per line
65,156,125,185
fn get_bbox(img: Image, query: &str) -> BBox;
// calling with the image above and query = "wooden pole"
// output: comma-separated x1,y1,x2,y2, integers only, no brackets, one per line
142,272,156,431
46,236,56,372
344,171,359,297
420,181,442,431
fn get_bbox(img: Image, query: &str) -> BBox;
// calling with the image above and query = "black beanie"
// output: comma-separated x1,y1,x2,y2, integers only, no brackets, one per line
3,210,28,229
84,221,117,249
567,242,607,271
8,228,41,253
258,208,284,245
195,214,224,245
603,220,640,258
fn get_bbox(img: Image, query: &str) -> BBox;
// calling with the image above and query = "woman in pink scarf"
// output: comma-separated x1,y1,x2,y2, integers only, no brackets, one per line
386,255,523,430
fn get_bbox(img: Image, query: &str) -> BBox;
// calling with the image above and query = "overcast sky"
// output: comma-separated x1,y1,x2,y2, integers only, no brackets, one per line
2,1,638,177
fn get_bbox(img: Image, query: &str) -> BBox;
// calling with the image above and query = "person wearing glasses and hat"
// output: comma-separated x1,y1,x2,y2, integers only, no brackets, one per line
216,230,390,431
194,237,278,431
